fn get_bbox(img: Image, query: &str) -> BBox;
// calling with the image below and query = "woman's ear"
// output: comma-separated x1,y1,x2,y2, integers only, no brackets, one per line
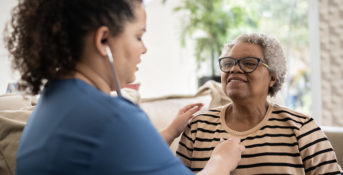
94,26,111,57
269,75,277,87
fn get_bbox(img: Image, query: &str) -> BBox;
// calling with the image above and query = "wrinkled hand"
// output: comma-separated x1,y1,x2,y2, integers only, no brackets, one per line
161,103,203,145
198,137,245,175
210,137,245,173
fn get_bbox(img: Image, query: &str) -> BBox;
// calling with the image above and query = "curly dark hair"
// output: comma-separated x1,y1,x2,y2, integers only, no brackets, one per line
4,0,143,95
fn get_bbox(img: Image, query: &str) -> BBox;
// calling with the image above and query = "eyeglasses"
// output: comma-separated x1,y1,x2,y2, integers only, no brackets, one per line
218,56,270,73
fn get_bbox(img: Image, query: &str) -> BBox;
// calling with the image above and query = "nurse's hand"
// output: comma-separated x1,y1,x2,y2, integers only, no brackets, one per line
160,103,203,145
198,137,245,175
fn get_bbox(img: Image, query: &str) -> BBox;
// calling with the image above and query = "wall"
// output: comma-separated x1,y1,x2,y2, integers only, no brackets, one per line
136,0,198,98
318,0,343,126
0,0,18,94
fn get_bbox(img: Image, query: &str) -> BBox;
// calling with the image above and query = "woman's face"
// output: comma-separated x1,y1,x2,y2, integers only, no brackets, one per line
109,3,147,87
221,42,275,101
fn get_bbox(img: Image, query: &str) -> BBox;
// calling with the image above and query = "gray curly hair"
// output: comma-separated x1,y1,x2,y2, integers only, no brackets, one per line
221,33,287,97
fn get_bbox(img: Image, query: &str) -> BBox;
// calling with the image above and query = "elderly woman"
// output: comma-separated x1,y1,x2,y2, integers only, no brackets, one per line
176,33,342,174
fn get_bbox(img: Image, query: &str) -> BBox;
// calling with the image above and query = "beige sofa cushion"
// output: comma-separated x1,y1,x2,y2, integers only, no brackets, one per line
0,93,34,175
0,94,38,111
0,109,32,175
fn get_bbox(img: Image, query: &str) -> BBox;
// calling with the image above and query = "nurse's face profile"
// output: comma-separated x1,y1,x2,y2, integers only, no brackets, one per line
93,3,147,90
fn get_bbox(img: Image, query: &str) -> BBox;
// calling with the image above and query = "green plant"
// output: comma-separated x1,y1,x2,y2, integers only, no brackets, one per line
163,0,259,77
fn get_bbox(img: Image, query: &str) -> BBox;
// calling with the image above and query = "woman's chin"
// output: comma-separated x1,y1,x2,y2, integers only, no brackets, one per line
226,90,247,101
125,76,136,85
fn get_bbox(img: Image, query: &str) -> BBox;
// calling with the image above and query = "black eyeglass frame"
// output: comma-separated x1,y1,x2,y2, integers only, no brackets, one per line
218,56,270,73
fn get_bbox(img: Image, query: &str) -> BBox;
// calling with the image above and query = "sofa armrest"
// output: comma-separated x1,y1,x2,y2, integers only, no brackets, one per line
322,126,343,168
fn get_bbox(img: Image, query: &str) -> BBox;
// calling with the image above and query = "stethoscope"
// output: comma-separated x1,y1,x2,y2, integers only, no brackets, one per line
105,46,122,97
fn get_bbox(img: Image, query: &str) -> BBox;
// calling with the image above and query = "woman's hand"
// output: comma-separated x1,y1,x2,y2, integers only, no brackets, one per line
198,137,245,175
160,103,203,145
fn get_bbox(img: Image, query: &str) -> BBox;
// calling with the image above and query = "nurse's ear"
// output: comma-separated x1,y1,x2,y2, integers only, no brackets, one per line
94,26,111,57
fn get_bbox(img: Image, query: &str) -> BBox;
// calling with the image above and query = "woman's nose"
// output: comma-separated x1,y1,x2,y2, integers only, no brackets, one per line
229,63,243,73
142,43,147,54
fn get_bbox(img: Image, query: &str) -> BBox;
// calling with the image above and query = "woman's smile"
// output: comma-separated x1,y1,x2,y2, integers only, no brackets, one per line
227,76,248,86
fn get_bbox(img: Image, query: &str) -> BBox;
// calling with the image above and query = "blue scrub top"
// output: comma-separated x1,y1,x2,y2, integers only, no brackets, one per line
16,79,194,175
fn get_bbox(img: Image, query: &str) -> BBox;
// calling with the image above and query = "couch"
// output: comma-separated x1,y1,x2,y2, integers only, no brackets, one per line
0,81,342,175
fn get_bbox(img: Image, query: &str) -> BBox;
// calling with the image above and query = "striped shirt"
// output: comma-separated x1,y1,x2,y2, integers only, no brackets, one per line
176,103,343,174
